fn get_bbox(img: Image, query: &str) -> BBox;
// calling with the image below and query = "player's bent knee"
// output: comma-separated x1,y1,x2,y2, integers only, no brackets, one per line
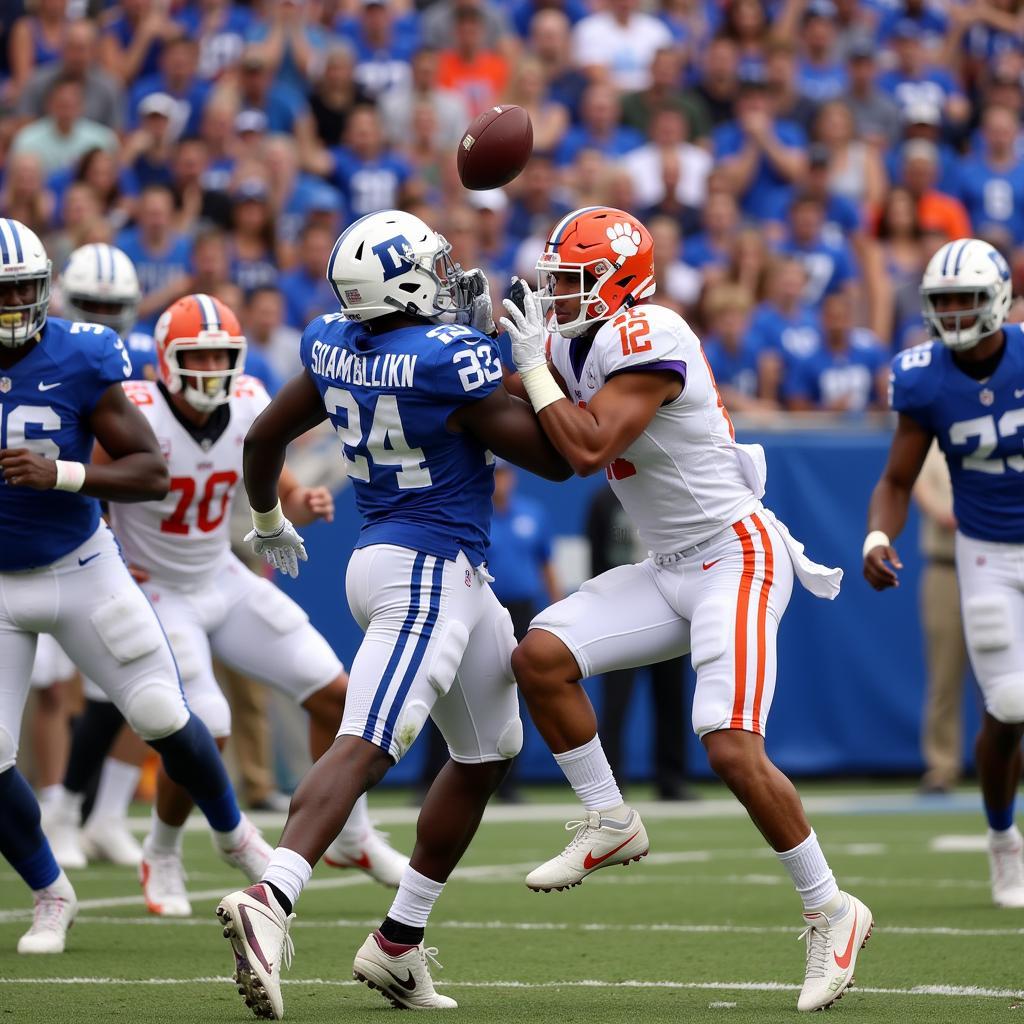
986,674,1024,724
496,716,523,759
183,689,232,738
90,591,164,663
391,700,432,760
123,680,190,740
964,595,1012,652
0,725,17,773
511,629,572,686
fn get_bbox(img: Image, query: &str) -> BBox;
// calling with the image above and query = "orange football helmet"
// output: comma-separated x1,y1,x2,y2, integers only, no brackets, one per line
536,207,656,338
154,293,247,411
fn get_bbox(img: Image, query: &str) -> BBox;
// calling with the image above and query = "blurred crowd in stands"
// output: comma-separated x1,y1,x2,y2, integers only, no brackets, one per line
1,0,1023,415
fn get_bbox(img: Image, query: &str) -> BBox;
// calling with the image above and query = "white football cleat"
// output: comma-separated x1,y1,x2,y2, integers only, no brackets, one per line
525,809,648,892
988,828,1024,908
81,817,143,867
217,883,294,1020
797,892,873,1012
353,930,458,1009
41,807,87,870
17,874,77,954
324,828,409,888
139,839,192,917
216,817,273,883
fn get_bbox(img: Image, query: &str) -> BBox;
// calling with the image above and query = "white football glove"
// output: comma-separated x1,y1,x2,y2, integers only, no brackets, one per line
499,278,547,373
245,520,308,579
454,268,495,335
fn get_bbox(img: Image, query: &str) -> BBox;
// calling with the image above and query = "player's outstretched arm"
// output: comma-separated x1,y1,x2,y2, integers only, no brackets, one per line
536,371,680,478
0,383,169,501
863,413,933,591
451,385,572,482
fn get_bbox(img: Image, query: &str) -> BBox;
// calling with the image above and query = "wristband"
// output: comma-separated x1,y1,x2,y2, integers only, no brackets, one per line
520,363,564,414
862,530,891,559
251,499,285,536
54,460,86,493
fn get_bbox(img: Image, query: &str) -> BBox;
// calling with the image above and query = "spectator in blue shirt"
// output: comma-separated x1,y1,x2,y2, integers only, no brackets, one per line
554,81,645,166
528,9,588,122
783,291,888,412
328,104,413,217
796,0,848,104
337,0,419,99
227,179,279,295
510,0,587,38
877,0,949,53
245,0,334,95
682,189,739,274
958,104,1024,253
115,183,192,332
278,223,339,331
713,67,807,220
778,192,858,308
505,152,571,243
174,0,253,81
127,35,211,137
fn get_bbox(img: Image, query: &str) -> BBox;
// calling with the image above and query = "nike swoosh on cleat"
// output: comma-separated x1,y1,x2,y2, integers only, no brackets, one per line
384,967,417,991
78,553,100,566
702,559,722,571
582,831,641,870
833,907,858,970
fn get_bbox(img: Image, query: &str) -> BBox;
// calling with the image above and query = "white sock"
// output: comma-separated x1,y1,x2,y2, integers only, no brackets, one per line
387,866,445,929
55,787,83,819
336,793,371,845
777,830,841,914
148,808,185,856
38,784,63,807
552,735,624,812
262,846,312,911
89,758,140,822
38,868,75,898
989,824,1022,847
212,816,248,851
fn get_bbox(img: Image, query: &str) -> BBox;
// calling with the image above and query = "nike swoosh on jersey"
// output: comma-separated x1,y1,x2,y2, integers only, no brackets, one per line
702,558,722,571
38,381,62,391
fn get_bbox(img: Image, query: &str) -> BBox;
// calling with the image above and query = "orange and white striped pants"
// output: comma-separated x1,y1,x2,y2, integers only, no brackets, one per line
531,511,795,737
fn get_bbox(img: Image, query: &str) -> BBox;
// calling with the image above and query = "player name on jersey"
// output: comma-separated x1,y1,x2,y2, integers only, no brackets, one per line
307,340,418,389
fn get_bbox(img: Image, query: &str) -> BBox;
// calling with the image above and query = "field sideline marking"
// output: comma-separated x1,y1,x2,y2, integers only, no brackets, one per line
1,977,1022,1000
55,915,1024,939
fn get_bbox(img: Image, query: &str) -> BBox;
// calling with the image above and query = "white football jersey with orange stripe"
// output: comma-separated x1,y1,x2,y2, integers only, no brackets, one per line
109,376,270,585
549,303,761,553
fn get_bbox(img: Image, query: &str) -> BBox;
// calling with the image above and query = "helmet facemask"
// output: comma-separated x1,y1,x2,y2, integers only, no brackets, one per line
536,254,619,339
921,285,1003,351
164,337,247,412
63,293,138,339
0,268,51,348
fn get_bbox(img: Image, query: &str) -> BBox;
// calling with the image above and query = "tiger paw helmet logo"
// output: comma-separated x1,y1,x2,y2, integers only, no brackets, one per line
606,222,643,264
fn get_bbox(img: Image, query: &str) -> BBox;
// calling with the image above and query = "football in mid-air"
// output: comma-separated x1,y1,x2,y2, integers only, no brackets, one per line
457,105,534,191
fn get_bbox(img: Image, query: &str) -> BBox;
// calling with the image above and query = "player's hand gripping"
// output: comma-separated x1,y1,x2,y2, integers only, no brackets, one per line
500,277,547,373
246,519,308,579
454,268,495,335
863,542,903,591
0,449,58,489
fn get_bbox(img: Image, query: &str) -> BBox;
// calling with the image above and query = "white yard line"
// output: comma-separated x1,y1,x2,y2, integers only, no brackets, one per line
1,977,1022,1000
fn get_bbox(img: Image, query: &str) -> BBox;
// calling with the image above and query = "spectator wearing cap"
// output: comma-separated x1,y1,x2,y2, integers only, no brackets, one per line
958,105,1024,254
713,65,807,221
115,184,192,333
437,4,509,119
244,285,303,382
505,153,571,244
764,39,819,134
844,33,902,149
325,104,413,218
692,35,741,128
278,222,339,330
100,0,179,87
621,47,713,145
337,0,419,100
527,9,588,123
783,290,888,412
11,75,117,176
121,92,183,192
466,188,518,280
379,47,469,152
16,19,122,128
555,83,645,167
234,108,270,164
648,215,701,313
623,106,712,224
777,191,858,308
246,0,334,95
174,0,254,82
877,20,971,125
128,35,211,138
310,44,374,148
702,283,775,410
228,179,279,294
900,138,971,242
795,0,847,103
884,100,961,196
6,0,66,102
571,0,673,91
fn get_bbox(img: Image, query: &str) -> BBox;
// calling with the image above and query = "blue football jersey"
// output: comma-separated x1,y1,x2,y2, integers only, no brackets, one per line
301,314,503,563
0,317,132,570
890,323,1024,543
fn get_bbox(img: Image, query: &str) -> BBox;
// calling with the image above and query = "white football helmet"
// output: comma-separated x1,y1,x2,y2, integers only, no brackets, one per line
325,210,471,323
0,218,51,347
60,244,140,338
921,238,1013,351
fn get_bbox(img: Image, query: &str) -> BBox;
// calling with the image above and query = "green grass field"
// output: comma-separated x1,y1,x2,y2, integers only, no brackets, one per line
3,784,1024,1024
